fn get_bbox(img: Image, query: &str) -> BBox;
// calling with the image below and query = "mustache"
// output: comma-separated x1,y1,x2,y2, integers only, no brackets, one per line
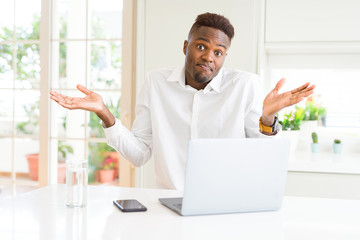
196,63,213,72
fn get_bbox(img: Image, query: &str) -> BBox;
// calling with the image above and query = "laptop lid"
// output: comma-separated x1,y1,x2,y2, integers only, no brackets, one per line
180,138,290,216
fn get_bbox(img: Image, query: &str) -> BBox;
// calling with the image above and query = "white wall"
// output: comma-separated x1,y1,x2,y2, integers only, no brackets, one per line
143,0,260,74
265,0,360,42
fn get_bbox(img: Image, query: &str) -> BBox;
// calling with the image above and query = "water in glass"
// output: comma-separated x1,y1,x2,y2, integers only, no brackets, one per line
66,160,88,208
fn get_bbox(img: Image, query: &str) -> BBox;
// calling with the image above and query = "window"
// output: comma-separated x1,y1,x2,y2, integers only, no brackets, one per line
0,0,41,194
263,52,360,162
50,0,124,185
266,54,360,128
0,0,132,198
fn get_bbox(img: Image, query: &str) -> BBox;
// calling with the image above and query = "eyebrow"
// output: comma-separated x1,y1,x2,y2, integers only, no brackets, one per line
196,37,227,50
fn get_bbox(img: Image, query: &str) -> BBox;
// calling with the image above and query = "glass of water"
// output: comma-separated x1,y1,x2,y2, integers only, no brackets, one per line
66,159,88,208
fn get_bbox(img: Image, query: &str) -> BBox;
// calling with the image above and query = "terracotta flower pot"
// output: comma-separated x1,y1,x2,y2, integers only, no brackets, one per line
26,154,39,181
99,169,115,183
26,154,67,183
57,162,66,183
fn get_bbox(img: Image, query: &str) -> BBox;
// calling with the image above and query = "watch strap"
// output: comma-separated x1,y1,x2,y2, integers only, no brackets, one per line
259,116,278,133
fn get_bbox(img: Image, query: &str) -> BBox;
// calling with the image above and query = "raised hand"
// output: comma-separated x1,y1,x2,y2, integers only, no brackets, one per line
262,78,315,125
49,84,115,127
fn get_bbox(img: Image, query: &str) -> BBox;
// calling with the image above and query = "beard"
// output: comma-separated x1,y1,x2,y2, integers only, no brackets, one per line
194,72,212,84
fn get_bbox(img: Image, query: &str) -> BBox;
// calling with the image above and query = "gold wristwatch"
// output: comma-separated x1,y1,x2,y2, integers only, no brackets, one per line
259,116,279,134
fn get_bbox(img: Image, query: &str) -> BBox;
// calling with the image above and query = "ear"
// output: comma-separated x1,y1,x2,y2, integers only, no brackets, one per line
183,40,188,55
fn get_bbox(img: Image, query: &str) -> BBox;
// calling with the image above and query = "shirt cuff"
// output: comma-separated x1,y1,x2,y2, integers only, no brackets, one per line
102,118,123,140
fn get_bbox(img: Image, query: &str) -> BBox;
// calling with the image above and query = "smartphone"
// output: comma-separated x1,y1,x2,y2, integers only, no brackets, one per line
113,199,147,212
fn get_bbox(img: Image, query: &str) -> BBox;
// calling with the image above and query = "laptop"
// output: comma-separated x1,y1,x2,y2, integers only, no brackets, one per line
159,138,290,216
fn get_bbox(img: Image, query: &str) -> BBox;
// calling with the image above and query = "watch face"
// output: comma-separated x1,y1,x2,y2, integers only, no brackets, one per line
272,117,279,132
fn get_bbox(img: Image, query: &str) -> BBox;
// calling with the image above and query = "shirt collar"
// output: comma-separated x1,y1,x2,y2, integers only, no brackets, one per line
166,64,223,93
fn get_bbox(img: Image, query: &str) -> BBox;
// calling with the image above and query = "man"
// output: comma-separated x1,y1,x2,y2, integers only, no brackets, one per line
50,13,314,190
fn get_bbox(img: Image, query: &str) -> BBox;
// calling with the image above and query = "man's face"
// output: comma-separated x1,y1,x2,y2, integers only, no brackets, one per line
183,26,230,86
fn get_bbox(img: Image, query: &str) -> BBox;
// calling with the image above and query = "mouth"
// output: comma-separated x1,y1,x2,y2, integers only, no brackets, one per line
196,64,212,72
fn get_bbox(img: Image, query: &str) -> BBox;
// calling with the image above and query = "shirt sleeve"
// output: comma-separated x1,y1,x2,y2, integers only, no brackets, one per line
102,76,153,167
244,75,281,138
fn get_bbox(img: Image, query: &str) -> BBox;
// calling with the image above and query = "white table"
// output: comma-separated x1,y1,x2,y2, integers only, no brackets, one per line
1,185,360,240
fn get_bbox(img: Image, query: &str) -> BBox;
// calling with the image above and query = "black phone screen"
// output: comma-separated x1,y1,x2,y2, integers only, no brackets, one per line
113,199,147,212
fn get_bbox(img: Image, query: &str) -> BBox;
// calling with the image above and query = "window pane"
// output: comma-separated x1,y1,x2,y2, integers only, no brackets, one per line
50,90,85,138
88,142,119,184
88,0,123,39
52,0,86,39
87,92,120,138
0,90,13,135
0,1,14,41
89,41,121,89
51,42,86,89
14,138,39,181
0,44,13,88
15,0,41,40
0,138,12,181
16,44,40,89
14,90,40,136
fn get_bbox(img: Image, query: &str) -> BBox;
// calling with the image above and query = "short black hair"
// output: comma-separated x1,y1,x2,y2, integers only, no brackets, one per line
189,12,235,40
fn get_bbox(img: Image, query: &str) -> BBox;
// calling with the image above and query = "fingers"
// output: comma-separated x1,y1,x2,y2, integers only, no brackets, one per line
290,82,312,94
49,90,78,110
77,84,92,95
49,90,71,101
288,83,315,104
57,100,77,110
49,85,89,110
289,88,315,105
274,78,286,92
292,84,315,99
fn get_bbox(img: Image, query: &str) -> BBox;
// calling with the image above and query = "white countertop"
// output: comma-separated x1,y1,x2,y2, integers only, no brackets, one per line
288,152,360,174
1,185,360,240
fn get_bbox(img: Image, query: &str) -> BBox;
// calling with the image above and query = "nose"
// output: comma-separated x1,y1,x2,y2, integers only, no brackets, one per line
201,50,213,63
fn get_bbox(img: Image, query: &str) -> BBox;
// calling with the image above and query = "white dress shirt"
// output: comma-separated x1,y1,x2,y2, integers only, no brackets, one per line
103,65,274,190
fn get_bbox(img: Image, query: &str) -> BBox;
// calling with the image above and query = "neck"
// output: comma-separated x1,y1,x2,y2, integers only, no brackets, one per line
185,79,208,90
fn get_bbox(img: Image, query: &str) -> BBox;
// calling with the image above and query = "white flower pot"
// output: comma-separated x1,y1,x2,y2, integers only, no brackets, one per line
333,143,342,154
311,143,320,153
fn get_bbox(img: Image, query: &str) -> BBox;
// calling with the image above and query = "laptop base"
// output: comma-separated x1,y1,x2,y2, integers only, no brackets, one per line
159,197,183,215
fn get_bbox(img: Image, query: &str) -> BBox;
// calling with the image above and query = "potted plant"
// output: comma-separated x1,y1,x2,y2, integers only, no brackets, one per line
318,106,327,127
99,156,116,183
24,142,74,182
302,97,327,127
279,108,303,154
333,139,342,154
16,101,74,183
279,108,303,131
88,98,120,182
17,104,74,181
16,101,40,180
26,153,39,181
311,132,320,153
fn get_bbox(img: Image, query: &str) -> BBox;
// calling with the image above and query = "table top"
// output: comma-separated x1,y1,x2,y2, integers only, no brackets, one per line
1,185,360,240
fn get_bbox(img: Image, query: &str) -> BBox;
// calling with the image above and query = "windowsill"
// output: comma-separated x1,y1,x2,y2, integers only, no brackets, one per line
288,151,360,175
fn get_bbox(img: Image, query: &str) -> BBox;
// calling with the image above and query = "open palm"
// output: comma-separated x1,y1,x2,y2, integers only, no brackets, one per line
49,84,104,114
263,78,315,117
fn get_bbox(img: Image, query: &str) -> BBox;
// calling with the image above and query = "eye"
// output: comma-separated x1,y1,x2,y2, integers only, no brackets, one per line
197,44,205,50
214,51,223,56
